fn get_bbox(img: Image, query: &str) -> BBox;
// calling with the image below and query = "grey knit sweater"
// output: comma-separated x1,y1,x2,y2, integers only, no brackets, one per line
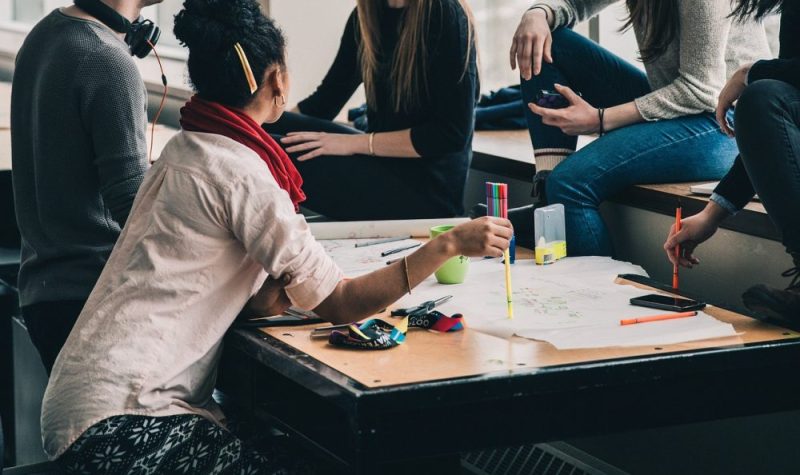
534,0,772,120
11,10,148,307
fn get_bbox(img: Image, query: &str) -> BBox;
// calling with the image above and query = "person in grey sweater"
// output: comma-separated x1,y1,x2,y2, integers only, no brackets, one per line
505,0,771,256
11,0,161,373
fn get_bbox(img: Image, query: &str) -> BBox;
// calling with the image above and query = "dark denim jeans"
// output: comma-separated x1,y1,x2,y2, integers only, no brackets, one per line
520,28,738,256
736,79,800,260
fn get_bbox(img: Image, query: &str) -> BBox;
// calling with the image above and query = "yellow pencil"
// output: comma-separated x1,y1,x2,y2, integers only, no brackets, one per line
504,248,514,319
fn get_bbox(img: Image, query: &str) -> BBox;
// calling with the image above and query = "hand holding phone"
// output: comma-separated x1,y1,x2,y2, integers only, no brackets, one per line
536,89,582,109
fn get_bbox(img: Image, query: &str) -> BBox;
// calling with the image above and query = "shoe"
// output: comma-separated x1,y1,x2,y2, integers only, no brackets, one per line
468,203,536,249
532,170,551,207
742,267,800,326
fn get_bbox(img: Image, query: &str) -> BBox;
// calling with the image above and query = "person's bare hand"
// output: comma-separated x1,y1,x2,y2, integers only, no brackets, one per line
447,217,514,258
510,8,553,80
247,275,292,317
528,84,599,136
716,64,752,137
281,132,365,161
663,205,727,268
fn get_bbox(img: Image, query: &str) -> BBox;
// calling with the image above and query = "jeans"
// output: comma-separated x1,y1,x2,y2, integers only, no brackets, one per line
520,28,738,256
736,79,800,261
266,112,466,220
23,299,85,374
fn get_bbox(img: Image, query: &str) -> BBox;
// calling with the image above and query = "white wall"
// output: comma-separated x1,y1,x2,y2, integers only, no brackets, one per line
270,0,363,110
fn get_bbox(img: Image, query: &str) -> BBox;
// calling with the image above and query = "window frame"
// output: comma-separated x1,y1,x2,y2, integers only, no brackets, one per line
0,0,271,97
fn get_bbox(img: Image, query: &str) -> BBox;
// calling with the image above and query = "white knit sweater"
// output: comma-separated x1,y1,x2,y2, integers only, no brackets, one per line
534,0,772,120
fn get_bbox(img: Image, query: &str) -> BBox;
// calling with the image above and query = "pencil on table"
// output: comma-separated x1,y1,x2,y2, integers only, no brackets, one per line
620,311,697,326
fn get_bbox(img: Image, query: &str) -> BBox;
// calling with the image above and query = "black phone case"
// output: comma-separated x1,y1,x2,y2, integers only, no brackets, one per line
629,297,706,312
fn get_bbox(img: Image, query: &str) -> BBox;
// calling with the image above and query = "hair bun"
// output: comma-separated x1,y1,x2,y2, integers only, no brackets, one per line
174,0,264,52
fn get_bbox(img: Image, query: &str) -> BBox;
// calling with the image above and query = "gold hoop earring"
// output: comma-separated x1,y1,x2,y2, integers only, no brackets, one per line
274,95,286,107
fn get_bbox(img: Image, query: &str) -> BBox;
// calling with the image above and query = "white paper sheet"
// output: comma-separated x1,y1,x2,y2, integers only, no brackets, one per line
321,240,738,349
321,238,423,278
310,218,468,239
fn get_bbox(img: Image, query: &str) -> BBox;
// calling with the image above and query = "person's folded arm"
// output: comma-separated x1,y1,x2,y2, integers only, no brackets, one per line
228,169,344,315
710,156,756,215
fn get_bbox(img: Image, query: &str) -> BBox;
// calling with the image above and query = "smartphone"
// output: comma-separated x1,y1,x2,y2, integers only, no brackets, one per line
630,294,706,312
535,89,581,109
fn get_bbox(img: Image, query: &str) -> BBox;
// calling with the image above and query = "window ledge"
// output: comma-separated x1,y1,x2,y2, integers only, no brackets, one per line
0,21,193,102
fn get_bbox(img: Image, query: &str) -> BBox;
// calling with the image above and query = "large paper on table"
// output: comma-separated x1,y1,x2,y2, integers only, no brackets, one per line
321,239,737,349
320,238,423,277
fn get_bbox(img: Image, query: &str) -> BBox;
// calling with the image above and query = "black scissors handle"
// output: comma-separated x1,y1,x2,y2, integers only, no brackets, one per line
391,295,452,317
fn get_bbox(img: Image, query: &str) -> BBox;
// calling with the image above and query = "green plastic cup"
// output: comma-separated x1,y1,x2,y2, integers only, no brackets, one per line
430,225,470,284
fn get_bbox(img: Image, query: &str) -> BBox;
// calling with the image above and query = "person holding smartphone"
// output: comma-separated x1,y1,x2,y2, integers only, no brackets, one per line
665,0,800,324
506,0,770,256
40,1,511,471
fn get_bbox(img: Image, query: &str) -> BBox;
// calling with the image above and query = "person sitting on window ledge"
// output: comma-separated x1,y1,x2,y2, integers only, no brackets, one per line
502,0,770,255
264,0,479,221
665,0,800,323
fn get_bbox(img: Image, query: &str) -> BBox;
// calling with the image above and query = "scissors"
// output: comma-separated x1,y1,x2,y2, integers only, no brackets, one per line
390,295,453,318
235,307,325,328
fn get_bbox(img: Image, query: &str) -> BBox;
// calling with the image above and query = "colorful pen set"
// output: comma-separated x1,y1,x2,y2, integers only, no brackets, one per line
486,182,514,319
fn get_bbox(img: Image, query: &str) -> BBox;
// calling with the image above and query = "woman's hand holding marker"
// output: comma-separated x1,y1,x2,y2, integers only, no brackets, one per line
447,216,514,259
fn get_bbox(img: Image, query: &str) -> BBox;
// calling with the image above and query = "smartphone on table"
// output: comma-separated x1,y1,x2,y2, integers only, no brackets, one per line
630,294,706,312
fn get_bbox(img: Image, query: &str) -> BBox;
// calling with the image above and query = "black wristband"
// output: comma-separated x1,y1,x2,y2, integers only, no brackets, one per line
598,108,606,137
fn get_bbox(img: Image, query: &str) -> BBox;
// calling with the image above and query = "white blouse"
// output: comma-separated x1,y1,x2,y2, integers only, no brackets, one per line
41,131,343,459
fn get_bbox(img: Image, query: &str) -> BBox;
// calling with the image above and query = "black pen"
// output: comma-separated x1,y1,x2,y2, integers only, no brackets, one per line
355,236,410,248
380,242,421,257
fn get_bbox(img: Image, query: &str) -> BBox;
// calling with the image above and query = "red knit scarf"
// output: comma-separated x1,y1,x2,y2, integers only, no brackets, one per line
180,96,305,210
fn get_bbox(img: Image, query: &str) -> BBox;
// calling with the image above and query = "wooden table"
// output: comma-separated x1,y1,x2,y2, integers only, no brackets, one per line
218,275,800,473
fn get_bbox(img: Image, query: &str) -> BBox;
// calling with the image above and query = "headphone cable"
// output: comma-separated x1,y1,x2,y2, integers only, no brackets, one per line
147,39,168,164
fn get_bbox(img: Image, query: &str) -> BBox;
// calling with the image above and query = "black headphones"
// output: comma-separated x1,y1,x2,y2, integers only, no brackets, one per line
74,0,161,58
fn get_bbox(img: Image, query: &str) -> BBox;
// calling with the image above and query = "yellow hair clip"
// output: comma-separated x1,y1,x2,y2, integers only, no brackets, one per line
233,42,258,94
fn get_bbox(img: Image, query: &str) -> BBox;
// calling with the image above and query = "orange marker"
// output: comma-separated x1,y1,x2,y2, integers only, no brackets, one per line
672,205,682,290
620,311,698,326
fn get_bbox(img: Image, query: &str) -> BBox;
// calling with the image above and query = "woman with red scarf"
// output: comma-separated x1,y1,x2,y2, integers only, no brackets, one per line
39,1,512,473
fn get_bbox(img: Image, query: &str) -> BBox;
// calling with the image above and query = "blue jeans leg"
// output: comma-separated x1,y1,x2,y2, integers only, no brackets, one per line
520,27,651,162
547,113,738,257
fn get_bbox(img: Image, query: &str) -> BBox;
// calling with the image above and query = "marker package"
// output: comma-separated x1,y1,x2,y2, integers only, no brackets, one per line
534,204,567,264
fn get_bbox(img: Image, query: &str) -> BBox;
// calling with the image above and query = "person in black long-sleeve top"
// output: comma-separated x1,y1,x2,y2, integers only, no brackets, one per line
265,0,478,220
664,0,800,323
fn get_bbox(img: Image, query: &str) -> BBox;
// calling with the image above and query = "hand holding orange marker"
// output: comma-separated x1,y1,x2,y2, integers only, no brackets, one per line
672,204,682,290
620,311,697,326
